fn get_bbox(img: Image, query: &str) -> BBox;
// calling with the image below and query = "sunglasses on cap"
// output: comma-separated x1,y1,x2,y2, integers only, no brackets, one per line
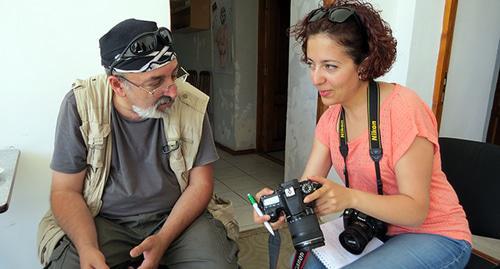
109,27,174,73
308,6,361,26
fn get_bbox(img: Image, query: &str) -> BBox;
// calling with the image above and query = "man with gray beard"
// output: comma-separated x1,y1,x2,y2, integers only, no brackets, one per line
37,18,238,269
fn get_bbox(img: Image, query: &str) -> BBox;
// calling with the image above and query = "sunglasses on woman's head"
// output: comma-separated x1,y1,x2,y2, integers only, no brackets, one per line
308,7,358,24
307,6,367,45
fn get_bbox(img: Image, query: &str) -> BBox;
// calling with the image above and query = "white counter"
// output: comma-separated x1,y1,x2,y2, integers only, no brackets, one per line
0,148,20,213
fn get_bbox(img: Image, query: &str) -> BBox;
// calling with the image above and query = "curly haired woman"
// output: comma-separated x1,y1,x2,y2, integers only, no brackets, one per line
253,1,472,268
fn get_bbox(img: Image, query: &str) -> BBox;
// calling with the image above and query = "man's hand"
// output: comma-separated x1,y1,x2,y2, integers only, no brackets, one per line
130,234,169,269
130,164,213,269
78,246,109,269
51,170,108,268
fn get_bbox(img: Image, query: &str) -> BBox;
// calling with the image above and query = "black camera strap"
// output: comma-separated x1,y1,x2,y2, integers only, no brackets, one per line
268,231,281,269
292,249,311,269
339,80,384,195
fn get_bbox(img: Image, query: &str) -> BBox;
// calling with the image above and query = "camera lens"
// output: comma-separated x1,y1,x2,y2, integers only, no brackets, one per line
338,222,373,254
288,214,325,252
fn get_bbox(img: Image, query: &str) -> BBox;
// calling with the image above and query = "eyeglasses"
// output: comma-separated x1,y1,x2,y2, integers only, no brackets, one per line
110,27,174,72
308,7,357,24
118,66,189,96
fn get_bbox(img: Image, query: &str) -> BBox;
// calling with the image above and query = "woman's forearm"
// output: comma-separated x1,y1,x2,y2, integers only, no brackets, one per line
350,188,429,227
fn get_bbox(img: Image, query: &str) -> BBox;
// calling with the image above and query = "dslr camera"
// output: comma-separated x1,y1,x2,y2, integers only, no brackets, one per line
339,208,387,254
259,179,324,251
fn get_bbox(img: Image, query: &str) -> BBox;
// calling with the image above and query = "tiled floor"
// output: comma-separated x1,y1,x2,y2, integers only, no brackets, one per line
213,148,284,232
265,150,285,163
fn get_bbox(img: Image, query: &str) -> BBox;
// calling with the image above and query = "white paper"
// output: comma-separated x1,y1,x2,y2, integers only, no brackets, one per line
312,217,384,268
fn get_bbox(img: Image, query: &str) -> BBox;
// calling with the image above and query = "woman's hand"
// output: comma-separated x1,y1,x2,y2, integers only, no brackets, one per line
303,176,355,216
252,188,286,230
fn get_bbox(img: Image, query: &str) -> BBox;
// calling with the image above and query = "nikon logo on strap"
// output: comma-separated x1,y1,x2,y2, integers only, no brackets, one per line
371,120,378,141
340,119,346,139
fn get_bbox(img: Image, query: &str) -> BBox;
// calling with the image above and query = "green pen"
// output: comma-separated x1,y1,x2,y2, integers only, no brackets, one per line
247,193,275,236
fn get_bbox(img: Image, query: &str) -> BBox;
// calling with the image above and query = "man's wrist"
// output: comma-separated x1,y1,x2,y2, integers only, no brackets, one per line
156,229,174,247
75,242,100,255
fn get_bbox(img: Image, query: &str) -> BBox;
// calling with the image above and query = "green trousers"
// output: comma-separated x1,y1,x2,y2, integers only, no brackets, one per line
46,211,239,269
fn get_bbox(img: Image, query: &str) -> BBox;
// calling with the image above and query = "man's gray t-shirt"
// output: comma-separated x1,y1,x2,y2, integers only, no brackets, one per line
51,90,218,217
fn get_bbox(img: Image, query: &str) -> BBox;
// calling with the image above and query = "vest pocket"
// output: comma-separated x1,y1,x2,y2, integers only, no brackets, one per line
38,212,64,266
86,123,111,168
168,138,189,189
168,136,193,160
47,236,70,264
169,141,187,167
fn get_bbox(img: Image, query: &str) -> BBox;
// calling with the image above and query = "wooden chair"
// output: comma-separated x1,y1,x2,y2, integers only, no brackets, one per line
439,137,500,268
199,70,211,96
199,71,212,118
186,69,198,88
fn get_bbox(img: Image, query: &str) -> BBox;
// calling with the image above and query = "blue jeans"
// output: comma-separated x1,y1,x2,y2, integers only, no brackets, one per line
301,233,471,269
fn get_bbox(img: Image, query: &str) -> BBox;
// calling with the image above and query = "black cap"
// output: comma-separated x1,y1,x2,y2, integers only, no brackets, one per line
99,18,175,72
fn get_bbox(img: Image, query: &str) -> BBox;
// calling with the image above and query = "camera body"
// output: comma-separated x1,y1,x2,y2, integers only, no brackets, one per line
259,179,324,251
339,208,387,254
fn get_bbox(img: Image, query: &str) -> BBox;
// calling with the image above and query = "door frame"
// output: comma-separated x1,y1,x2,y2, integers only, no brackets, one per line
256,0,267,152
486,68,500,144
432,0,458,130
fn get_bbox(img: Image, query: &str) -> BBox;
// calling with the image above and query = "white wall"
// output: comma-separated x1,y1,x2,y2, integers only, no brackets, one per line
405,0,445,105
370,0,445,105
285,0,319,180
374,0,416,87
211,0,259,151
0,1,169,268
439,0,500,141
232,0,258,150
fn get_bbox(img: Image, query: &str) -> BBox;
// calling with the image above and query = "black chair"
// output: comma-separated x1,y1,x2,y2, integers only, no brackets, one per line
439,137,500,268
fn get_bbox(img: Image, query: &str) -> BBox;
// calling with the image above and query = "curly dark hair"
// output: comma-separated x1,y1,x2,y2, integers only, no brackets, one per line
290,0,397,80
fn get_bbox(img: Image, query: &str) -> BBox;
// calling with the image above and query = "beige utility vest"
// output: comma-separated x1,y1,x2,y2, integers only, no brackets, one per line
37,74,238,266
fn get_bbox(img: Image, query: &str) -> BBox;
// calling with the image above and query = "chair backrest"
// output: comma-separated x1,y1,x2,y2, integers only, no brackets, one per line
199,71,211,96
186,69,198,88
438,137,500,239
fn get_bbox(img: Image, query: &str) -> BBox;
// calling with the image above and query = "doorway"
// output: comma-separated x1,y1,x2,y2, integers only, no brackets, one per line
256,0,291,164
